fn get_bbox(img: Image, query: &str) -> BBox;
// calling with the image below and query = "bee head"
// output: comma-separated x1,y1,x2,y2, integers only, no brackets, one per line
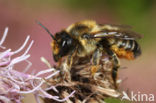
51,31,76,62
37,21,76,62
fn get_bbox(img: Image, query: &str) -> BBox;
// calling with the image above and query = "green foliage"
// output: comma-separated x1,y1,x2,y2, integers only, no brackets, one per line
104,97,131,103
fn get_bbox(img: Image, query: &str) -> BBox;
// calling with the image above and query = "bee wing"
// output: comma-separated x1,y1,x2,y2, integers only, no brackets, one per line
90,24,142,40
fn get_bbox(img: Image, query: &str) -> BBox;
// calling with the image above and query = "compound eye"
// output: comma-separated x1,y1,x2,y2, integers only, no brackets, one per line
62,38,72,47
62,41,66,47
67,39,72,44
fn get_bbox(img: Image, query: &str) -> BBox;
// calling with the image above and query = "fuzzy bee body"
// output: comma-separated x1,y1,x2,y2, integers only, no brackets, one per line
38,20,142,88
106,38,141,60
64,20,141,59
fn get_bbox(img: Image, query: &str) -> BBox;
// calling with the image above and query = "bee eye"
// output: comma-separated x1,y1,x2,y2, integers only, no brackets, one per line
56,31,76,57
61,39,72,47
62,41,66,47
67,39,72,44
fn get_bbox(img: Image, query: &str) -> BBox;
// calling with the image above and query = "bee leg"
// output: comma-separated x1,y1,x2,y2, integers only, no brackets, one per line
91,49,102,76
63,48,77,69
59,55,73,82
106,49,120,88
60,50,77,81
58,58,62,67
66,54,74,69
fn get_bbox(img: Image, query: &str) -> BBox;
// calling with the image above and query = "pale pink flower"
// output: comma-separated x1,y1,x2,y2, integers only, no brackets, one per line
0,27,75,103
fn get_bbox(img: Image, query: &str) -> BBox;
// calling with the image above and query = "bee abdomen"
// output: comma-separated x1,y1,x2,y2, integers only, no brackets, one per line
110,39,141,59
117,40,134,50
132,40,141,58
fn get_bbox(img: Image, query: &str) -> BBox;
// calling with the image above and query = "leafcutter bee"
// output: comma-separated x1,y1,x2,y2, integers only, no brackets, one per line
37,20,142,87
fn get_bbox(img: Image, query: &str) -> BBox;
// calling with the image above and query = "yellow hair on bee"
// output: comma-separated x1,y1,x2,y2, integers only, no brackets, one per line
101,25,119,31
51,41,59,55
79,20,96,28
66,20,96,32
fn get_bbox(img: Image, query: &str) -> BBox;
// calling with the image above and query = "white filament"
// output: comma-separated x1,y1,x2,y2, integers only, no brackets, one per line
0,27,8,46
13,36,30,54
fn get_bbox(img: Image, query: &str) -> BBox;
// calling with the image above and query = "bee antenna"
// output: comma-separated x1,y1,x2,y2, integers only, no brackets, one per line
36,20,58,42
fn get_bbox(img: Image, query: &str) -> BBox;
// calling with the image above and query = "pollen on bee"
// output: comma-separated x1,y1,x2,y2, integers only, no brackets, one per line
111,45,134,60
124,51,134,60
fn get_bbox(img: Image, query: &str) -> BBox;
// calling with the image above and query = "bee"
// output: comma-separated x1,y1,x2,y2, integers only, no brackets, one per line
37,20,141,87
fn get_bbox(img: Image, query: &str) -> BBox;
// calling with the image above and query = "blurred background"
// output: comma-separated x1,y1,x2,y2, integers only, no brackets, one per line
0,0,156,102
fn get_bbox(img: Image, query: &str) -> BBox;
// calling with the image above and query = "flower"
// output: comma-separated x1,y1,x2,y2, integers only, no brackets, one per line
0,27,75,103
